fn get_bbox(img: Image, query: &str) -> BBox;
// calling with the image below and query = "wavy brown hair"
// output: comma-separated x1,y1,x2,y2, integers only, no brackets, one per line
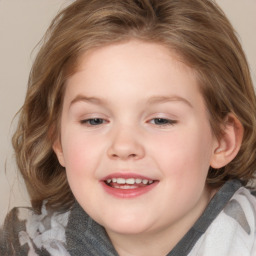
12,0,256,212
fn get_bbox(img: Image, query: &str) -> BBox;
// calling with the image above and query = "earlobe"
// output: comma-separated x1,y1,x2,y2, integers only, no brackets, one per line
210,114,243,169
53,139,66,167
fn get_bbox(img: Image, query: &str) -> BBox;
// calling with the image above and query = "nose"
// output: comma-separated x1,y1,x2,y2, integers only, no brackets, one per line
107,126,145,161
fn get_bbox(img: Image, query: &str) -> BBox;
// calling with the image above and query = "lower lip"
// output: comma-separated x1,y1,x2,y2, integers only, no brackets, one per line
101,181,158,198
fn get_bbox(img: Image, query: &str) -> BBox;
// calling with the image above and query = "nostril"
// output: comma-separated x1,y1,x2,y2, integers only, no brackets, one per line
111,153,137,159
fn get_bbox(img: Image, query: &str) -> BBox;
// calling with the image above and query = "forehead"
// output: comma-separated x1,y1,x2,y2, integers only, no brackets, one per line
74,40,190,74
64,40,202,108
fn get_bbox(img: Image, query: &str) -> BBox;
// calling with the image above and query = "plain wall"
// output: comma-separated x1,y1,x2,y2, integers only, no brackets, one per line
0,0,256,223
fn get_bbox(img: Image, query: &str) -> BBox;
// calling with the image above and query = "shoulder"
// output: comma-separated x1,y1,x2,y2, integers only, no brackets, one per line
0,207,32,255
228,186,256,219
189,186,256,256
0,202,71,256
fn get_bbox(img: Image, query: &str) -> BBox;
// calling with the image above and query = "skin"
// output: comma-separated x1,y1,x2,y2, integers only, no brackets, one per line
54,40,237,255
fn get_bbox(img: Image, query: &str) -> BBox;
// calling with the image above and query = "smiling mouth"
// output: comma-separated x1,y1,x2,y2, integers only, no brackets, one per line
104,178,155,189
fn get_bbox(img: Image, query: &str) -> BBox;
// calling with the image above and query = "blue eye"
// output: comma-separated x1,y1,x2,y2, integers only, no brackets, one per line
81,118,105,125
150,118,176,126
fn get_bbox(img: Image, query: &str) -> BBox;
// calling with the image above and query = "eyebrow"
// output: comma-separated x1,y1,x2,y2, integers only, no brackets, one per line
70,95,107,108
69,94,193,108
147,96,193,108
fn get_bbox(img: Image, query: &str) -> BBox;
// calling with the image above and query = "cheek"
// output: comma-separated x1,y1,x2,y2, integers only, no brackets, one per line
149,127,213,177
62,135,98,199
61,132,100,175
63,140,85,170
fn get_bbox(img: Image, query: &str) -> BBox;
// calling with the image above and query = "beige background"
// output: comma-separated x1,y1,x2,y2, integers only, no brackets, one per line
0,0,256,223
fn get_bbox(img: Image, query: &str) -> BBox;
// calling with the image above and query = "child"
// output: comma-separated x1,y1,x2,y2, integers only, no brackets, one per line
1,0,256,255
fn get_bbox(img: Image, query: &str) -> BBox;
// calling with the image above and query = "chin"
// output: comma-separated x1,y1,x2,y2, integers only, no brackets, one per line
99,216,154,236
106,223,151,236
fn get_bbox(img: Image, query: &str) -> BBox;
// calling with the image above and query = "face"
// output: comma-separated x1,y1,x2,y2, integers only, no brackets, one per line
54,40,219,240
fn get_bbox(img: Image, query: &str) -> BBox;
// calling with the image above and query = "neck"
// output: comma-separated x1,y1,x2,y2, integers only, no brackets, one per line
107,209,199,255
106,186,217,256
108,228,179,256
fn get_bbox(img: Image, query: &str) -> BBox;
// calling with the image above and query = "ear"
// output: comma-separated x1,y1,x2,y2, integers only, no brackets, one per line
53,138,66,167
210,113,243,169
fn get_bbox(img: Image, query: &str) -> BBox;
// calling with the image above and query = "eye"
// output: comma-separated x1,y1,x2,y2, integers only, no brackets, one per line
81,118,106,126
149,118,177,126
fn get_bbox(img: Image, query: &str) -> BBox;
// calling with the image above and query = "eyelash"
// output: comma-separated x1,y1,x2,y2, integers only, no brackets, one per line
80,118,106,126
80,118,177,127
149,118,177,126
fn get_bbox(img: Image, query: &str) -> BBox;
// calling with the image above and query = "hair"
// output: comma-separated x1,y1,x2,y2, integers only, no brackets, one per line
12,0,256,212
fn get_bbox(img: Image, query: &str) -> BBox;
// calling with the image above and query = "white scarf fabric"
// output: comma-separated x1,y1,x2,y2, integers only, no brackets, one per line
189,187,256,256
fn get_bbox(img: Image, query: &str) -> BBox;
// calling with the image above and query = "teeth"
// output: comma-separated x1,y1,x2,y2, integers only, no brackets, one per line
113,185,138,189
126,178,135,185
135,178,142,184
142,179,148,185
106,178,153,185
116,178,126,184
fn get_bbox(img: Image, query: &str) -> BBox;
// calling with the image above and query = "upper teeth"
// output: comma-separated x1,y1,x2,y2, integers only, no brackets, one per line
106,178,153,185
